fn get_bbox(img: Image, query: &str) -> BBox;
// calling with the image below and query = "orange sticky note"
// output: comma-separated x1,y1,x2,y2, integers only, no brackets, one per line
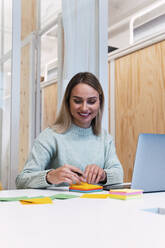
20,197,53,205
69,182,103,193
80,194,109,199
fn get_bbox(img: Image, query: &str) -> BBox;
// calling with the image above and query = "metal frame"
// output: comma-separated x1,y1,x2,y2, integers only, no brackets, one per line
36,14,59,135
98,0,108,131
0,9,39,189
130,0,165,44
29,33,37,151
10,0,21,189
0,0,4,184
0,0,59,188
108,31,165,61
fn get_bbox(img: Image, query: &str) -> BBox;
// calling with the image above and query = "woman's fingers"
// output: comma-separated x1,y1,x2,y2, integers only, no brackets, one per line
84,164,106,184
95,168,104,184
46,164,85,185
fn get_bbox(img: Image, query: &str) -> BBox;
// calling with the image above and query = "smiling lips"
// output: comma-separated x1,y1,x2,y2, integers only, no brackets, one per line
79,112,91,117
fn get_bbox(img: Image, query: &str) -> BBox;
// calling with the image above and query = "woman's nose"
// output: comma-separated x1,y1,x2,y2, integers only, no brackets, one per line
81,102,88,111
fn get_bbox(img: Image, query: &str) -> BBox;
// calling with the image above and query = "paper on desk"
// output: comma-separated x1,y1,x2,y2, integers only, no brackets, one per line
20,197,53,205
80,194,109,199
50,194,80,200
0,195,47,202
0,196,29,202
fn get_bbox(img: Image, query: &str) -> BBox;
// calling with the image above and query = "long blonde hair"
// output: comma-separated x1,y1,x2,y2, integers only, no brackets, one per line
53,72,104,135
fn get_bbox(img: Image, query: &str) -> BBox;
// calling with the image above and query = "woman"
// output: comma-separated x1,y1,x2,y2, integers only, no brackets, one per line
16,72,123,189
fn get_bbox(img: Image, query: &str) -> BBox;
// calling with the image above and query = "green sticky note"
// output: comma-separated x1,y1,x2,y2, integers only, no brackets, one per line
50,194,79,200
0,195,45,202
0,196,29,202
26,195,45,199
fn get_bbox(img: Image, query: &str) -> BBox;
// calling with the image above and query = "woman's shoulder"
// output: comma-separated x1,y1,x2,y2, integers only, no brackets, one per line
101,129,113,146
36,127,61,143
100,128,113,141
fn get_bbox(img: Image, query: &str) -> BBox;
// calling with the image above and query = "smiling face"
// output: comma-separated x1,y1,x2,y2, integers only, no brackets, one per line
69,83,100,128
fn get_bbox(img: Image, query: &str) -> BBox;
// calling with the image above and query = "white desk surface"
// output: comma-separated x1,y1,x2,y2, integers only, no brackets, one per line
0,188,165,248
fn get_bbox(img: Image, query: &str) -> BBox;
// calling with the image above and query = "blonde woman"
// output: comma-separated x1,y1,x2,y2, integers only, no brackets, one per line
16,72,123,189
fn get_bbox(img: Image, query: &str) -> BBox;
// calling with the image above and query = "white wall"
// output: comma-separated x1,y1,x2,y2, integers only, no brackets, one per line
109,27,130,49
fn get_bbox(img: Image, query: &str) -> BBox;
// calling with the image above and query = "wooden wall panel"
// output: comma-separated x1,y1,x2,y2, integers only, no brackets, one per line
19,44,30,171
42,83,58,130
21,0,37,40
18,0,37,171
115,40,165,182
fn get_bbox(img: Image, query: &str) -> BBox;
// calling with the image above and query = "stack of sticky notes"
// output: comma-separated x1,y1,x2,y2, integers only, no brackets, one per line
69,182,103,193
109,189,143,200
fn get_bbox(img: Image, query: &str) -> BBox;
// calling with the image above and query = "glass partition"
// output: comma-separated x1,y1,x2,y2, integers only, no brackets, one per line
0,0,12,188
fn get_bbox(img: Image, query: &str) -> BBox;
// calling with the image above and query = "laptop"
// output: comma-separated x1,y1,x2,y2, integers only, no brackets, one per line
103,133,165,193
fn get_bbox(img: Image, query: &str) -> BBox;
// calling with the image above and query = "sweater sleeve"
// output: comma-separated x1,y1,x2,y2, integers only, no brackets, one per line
15,128,56,189
103,133,124,185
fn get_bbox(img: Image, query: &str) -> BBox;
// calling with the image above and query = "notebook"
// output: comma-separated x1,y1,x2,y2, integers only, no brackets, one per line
104,133,165,193
131,133,165,193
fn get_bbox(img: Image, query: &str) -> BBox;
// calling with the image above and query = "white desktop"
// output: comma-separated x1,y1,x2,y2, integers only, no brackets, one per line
0,187,165,248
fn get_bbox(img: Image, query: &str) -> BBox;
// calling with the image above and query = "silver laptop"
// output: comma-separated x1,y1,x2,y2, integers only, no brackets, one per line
103,133,165,192
131,133,165,193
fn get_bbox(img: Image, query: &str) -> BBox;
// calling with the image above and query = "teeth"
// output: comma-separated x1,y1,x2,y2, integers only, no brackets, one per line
79,113,89,116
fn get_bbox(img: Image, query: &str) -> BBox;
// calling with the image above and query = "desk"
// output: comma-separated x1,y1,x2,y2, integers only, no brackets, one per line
0,188,165,248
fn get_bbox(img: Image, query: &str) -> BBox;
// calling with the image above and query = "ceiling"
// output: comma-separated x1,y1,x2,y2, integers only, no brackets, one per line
2,0,158,34
43,0,157,38
41,0,157,27
108,0,156,27
41,0,159,71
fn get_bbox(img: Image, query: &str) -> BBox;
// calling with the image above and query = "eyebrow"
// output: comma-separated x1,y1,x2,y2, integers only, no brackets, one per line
72,96,98,100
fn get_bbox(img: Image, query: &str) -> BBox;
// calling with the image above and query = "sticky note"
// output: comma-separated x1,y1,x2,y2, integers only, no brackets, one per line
108,194,142,200
109,189,143,195
20,197,53,205
80,194,109,199
69,182,103,193
109,188,143,200
0,196,29,202
0,182,3,190
50,194,79,200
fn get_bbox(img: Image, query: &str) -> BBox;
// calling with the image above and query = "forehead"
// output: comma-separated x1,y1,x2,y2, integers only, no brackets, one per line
70,83,99,98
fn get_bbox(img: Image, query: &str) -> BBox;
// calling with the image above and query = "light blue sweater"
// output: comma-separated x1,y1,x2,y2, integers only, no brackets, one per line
16,124,123,189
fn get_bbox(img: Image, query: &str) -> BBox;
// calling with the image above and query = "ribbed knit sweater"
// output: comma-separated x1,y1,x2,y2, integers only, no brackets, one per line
16,124,123,189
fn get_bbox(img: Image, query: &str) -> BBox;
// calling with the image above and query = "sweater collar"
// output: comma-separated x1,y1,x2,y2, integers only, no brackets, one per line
68,124,93,136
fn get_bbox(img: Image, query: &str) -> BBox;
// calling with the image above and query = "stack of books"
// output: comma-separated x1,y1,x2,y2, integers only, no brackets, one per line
109,189,143,200
69,182,103,193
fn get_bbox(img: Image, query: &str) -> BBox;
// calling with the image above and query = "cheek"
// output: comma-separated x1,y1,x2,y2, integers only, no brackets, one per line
70,103,78,114
92,104,100,115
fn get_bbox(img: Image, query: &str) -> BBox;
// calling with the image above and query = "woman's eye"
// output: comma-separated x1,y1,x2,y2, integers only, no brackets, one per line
74,100,82,104
87,100,96,104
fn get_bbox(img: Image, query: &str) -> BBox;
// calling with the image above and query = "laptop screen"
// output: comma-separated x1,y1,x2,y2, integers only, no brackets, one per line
131,133,165,193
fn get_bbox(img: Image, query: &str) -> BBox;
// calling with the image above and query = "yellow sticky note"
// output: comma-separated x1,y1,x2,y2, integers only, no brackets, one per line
0,182,3,190
80,194,109,199
20,197,53,205
108,194,142,200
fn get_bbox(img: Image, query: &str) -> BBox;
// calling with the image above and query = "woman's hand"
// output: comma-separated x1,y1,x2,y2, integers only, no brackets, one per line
46,164,85,185
84,164,107,184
